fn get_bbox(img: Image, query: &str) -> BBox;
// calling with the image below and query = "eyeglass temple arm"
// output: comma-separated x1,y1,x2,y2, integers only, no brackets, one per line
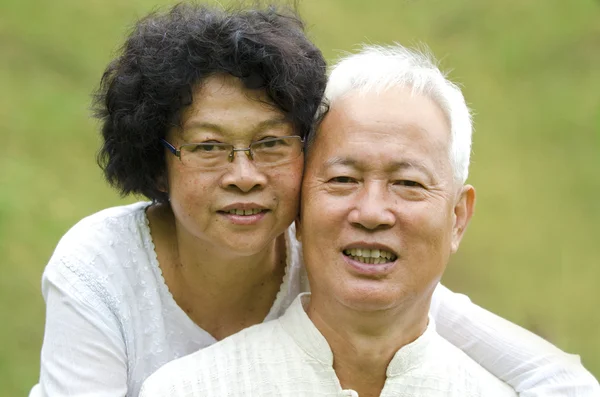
160,139,180,157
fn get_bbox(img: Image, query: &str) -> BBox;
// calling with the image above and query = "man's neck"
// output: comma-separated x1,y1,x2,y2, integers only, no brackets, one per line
307,294,431,397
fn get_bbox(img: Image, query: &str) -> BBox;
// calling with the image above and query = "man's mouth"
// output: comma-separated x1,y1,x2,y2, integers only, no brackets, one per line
343,248,398,264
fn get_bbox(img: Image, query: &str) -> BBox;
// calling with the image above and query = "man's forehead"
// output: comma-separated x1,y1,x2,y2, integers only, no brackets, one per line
323,86,449,127
314,91,450,149
306,93,452,182
315,115,448,150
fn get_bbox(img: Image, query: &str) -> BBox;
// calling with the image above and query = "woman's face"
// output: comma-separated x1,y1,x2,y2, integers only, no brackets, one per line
164,74,303,257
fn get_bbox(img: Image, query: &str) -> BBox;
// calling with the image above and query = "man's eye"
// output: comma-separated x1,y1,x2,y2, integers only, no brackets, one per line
329,176,356,184
395,180,423,188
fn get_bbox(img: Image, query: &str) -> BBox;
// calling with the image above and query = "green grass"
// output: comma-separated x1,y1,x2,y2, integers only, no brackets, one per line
1,0,599,395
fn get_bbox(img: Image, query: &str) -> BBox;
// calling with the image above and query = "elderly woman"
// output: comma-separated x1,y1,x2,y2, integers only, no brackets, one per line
30,2,597,397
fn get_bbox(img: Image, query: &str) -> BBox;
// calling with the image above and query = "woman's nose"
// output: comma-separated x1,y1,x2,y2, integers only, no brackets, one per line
220,151,268,193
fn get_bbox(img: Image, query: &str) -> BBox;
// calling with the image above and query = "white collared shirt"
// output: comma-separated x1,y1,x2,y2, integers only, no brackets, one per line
140,293,518,397
30,202,599,397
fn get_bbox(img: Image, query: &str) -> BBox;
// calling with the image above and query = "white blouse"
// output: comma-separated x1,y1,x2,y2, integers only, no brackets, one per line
140,293,517,396
29,202,599,396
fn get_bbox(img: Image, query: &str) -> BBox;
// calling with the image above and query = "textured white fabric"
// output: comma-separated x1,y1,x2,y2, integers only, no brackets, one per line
140,293,517,397
431,285,600,396
30,202,600,397
30,202,306,397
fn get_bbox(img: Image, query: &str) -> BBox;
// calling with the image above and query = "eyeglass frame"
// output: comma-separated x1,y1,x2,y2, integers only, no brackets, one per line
160,135,304,169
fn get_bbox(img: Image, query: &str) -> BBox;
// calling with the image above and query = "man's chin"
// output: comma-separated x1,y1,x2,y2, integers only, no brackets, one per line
335,284,410,314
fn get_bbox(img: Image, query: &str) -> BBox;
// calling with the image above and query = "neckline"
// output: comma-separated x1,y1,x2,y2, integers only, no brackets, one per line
140,202,293,337
280,293,435,377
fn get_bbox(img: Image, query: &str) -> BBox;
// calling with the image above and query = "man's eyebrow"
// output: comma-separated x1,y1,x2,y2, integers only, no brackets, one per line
388,160,432,175
322,156,435,180
323,157,429,171
322,156,358,169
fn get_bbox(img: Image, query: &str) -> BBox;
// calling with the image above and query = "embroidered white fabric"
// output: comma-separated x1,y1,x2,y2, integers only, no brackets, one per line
29,202,599,396
140,293,518,396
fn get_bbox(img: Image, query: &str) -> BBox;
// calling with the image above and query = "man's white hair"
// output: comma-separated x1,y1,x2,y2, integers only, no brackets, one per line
324,44,473,184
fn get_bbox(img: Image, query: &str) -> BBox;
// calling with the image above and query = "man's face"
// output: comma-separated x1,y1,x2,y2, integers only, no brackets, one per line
297,86,474,313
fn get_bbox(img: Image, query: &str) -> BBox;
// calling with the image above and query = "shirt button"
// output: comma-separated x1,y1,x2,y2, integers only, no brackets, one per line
339,390,359,397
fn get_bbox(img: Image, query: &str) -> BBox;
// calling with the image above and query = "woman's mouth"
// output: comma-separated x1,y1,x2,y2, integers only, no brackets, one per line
218,208,269,226
221,208,266,216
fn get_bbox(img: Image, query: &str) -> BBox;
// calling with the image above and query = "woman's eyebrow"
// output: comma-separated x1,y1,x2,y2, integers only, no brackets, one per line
183,121,224,134
252,117,289,132
183,117,289,137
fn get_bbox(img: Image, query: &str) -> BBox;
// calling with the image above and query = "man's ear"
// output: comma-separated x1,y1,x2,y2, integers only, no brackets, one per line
451,185,476,253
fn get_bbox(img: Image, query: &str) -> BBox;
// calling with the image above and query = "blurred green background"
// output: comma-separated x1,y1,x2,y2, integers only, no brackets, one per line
1,0,598,395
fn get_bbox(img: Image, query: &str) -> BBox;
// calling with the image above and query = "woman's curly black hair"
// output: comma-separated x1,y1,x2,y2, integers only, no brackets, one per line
93,2,327,203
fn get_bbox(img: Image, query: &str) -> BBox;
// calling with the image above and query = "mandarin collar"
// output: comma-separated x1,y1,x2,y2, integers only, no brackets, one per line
279,293,436,377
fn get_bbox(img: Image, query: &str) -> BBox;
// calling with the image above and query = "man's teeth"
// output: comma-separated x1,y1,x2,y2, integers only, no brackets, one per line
343,248,397,264
226,209,263,215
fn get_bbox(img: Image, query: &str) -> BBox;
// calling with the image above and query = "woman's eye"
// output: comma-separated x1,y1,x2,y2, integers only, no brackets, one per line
197,144,216,152
256,136,284,147
193,142,227,152
260,139,280,148
329,176,356,184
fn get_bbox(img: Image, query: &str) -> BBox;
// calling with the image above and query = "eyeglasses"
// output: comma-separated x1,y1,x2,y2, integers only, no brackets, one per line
160,136,304,170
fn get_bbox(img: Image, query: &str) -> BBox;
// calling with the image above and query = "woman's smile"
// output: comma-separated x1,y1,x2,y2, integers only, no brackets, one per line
218,207,270,226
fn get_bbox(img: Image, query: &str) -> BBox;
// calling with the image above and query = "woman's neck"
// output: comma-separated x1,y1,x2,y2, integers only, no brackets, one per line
147,203,287,340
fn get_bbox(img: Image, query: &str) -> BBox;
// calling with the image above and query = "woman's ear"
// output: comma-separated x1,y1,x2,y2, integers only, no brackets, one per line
156,172,169,194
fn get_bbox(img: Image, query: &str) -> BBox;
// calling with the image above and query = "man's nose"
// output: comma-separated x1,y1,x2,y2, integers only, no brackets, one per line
220,151,267,193
348,182,396,230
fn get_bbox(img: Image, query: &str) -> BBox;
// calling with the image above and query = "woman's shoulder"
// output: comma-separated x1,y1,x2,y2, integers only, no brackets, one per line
69,201,150,235
286,223,310,290
279,224,310,301
52,201,151,256
43,201,156,297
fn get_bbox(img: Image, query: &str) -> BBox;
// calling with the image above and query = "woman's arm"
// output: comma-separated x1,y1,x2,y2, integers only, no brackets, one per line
431,283,599,396
30,258,128,397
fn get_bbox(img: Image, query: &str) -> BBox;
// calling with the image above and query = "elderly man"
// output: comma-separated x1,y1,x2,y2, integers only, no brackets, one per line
140,44,517,396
